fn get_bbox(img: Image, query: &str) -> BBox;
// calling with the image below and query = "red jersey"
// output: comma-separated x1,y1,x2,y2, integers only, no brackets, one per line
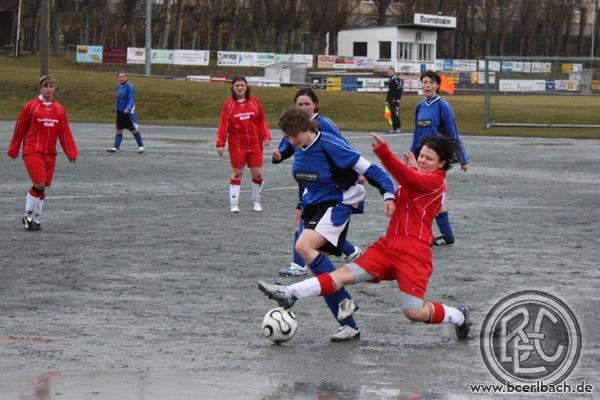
373,142,446,245
216,96,271,149
8,96,78,161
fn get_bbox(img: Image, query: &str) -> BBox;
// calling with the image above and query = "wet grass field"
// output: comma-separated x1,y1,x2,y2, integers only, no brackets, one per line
1,122,598,399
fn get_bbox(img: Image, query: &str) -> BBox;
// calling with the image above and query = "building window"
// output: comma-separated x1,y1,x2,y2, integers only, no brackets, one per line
417,43,434,61
397,42,414,61
353,42,367,57
379,41,391,60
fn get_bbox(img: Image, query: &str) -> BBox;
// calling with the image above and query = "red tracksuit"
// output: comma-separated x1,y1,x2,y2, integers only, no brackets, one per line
8,96,78,186
216,96,271,168
354,142,447,299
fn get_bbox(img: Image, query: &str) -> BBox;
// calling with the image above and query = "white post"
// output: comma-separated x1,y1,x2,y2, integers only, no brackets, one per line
145,0,152,76
15,0,22,58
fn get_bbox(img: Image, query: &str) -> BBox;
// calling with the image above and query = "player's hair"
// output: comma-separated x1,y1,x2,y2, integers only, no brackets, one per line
293,88,319,113
420,70,441,93
417,135,459,171
39,75,55,88
117,70,127,77
279,106,317,136
230,75,250,99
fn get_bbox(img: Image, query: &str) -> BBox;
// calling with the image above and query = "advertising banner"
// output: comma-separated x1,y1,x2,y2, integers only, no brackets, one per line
103,47,127,64
151,49,174,64
76,45,103,63
173,50,209,65
354,57,374,70
127,47,146,64
291,54,314,67
317,55,335,69
499,79,546,92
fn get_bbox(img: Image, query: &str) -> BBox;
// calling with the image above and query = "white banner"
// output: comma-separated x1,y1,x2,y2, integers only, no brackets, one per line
173,50,210,66
291,54,314,67
127,47,145,64
499,79,546,92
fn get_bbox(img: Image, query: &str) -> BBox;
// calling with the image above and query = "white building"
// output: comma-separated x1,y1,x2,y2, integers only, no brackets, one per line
337,13,456,72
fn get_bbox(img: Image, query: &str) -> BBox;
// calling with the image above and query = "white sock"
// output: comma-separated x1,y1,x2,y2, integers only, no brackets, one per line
229,184,240,207
34,198,44,220
24,192,37,216
251,181,263,203
442,305,465,326
288,277,321,299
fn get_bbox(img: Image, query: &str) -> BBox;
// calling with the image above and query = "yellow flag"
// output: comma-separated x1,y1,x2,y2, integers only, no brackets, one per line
384,104,392,125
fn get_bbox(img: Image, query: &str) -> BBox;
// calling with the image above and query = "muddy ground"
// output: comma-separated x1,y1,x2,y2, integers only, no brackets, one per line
0,122,598,399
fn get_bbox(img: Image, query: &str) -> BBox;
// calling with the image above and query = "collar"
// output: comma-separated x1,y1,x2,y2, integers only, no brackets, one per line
424,95,440,106
300,131,321,151
38,95,53,105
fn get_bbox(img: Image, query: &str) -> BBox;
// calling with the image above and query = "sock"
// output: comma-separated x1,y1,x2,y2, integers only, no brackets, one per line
25,192,37,216
133,131,144,147
251,178,263,203
34,195,45,221
114,133,123,149
26,187,44,216
428,302,448,324
288,277,321,299
229,178,241,207
309,254,358,329
442,304,465,326
342,240,355,256
292,230,304,266
435,211,454,240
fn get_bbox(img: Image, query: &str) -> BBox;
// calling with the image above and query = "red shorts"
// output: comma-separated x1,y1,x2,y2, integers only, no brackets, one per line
228,142,263,169
23,153,57,187
354,236,433,299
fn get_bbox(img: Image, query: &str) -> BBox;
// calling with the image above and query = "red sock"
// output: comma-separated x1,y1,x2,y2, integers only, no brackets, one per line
230,178,241,185
29,187,44,198
317,274,336,296
251,177,263,185
429,302,445,324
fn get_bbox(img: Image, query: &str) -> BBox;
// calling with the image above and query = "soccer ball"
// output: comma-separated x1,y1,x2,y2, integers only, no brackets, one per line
262,307,298,344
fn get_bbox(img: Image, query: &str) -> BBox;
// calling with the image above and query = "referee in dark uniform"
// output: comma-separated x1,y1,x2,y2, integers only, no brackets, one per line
386,67,404,133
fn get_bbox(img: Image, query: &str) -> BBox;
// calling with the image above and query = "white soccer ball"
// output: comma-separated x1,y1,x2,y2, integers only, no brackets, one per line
262,307,298,344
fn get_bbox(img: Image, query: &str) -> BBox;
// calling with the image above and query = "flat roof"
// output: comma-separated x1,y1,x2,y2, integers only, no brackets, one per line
341,24,455,32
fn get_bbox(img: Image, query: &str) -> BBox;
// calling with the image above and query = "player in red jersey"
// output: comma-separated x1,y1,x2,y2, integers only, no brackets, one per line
216,76,271,213
7,75,78,231
259,133,471,340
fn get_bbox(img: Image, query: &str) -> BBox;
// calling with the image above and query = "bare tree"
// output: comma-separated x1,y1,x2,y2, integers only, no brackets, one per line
173,0,184,49
575,5,586,55
371,0,393,25
118,0,140,47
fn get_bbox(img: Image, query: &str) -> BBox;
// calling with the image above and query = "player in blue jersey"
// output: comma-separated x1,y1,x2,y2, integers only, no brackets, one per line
274,89,362,277
107,71,145,154
275,106,396,341
411,70,470,246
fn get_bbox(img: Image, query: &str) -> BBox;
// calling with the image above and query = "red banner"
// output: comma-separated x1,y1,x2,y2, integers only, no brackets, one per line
103,47,127,64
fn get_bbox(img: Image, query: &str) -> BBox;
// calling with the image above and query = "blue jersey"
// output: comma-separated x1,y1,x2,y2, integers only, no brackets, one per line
411,96,469,165
116,81,136,114
274,113,347,163
292,132,395,208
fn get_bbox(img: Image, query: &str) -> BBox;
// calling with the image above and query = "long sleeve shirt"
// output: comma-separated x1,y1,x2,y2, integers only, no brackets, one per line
292,132,395,208
8,96,78,161
216,96,271,149
374,141,446,245
411,95,469,165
